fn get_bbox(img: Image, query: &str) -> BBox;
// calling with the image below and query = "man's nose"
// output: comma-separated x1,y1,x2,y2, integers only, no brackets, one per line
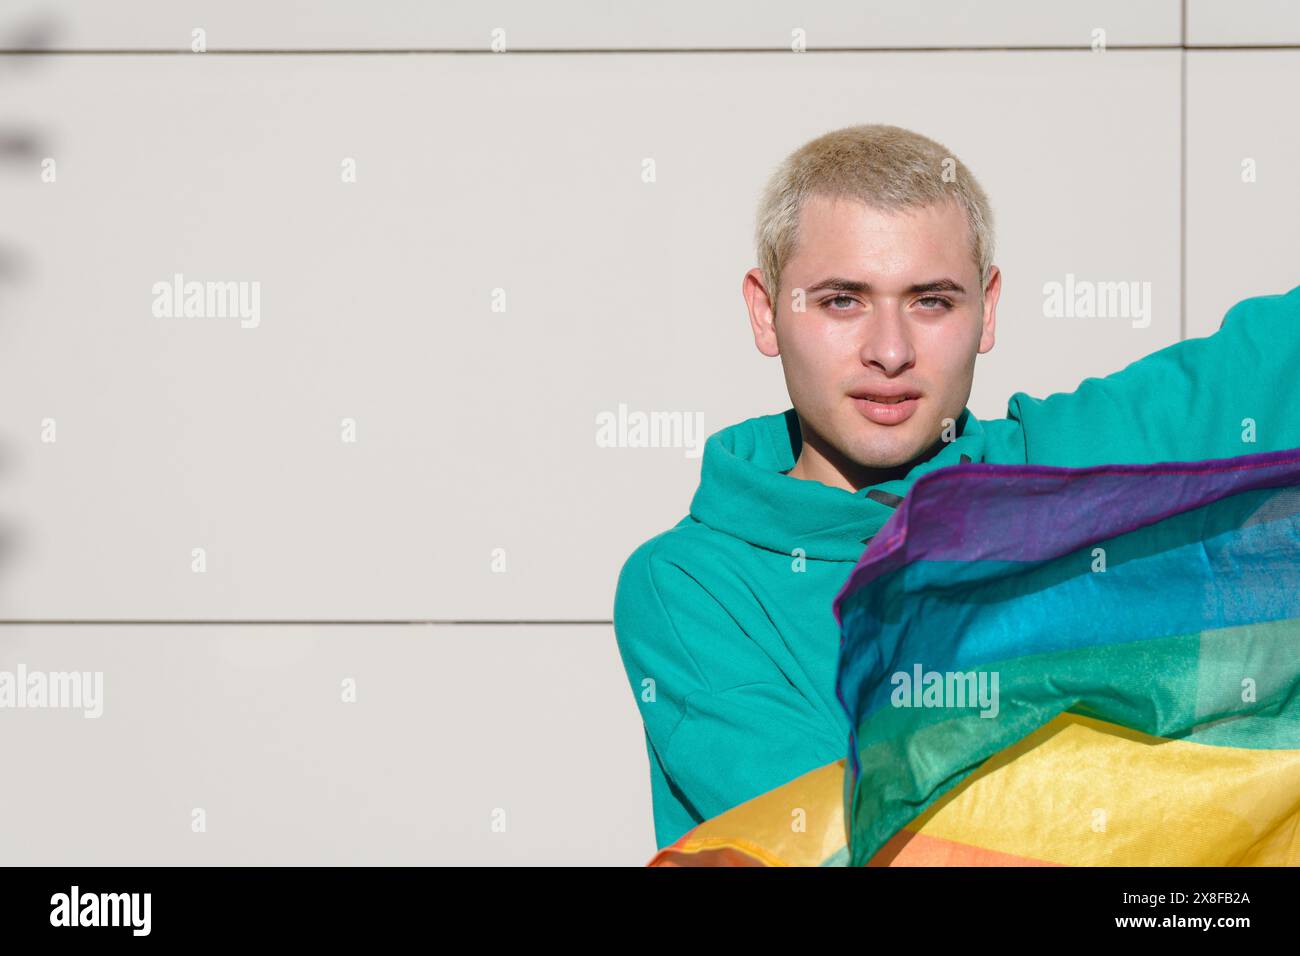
859,303,916,373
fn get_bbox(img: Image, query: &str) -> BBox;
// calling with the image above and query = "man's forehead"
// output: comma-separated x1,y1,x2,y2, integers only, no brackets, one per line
790,195,972,276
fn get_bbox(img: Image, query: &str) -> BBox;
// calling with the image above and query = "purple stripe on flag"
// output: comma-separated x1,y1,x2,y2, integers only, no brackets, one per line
833,445,1300,628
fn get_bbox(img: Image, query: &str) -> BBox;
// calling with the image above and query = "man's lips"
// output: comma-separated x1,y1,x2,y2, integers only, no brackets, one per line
849,389,921,425
847,386,921,403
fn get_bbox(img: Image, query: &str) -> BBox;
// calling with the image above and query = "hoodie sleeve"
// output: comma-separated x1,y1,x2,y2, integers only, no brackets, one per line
613,537,847,849
1008,284,1300,467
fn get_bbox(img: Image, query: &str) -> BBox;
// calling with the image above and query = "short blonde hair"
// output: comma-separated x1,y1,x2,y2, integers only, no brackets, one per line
755,124,995,308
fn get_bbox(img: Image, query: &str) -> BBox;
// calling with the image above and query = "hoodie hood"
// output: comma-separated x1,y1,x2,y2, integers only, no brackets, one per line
688,405,992,562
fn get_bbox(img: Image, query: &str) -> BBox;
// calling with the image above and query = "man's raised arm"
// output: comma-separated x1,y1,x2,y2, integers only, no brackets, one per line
1006,283,1300,467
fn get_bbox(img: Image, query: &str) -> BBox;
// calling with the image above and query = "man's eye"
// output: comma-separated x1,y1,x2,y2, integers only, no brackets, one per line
825,295,857,309
917,296,952,309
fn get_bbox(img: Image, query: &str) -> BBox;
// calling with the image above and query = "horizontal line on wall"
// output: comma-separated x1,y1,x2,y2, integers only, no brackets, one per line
0,44,1226,55
0,44,1295,56
0,619,614,626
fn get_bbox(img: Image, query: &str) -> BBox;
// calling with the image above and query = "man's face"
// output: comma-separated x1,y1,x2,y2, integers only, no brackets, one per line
745,194,998,481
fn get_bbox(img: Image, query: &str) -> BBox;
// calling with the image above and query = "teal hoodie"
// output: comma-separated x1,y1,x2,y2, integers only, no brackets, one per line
613,283,1300,850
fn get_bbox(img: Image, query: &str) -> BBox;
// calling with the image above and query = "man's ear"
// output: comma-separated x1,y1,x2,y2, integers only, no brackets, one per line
743,267,781,358
978,265,1001,354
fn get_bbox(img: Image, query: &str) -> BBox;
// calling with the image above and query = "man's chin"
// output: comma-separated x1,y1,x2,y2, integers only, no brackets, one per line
845,429,946,475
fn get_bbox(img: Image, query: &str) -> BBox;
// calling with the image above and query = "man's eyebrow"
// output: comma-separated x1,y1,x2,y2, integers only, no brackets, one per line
804,277,967,295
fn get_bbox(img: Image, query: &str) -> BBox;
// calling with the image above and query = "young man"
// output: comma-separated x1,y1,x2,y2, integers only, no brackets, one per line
612,123,1300,850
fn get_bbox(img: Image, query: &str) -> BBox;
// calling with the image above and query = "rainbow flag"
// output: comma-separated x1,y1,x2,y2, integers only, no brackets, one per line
650,447,1300,867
